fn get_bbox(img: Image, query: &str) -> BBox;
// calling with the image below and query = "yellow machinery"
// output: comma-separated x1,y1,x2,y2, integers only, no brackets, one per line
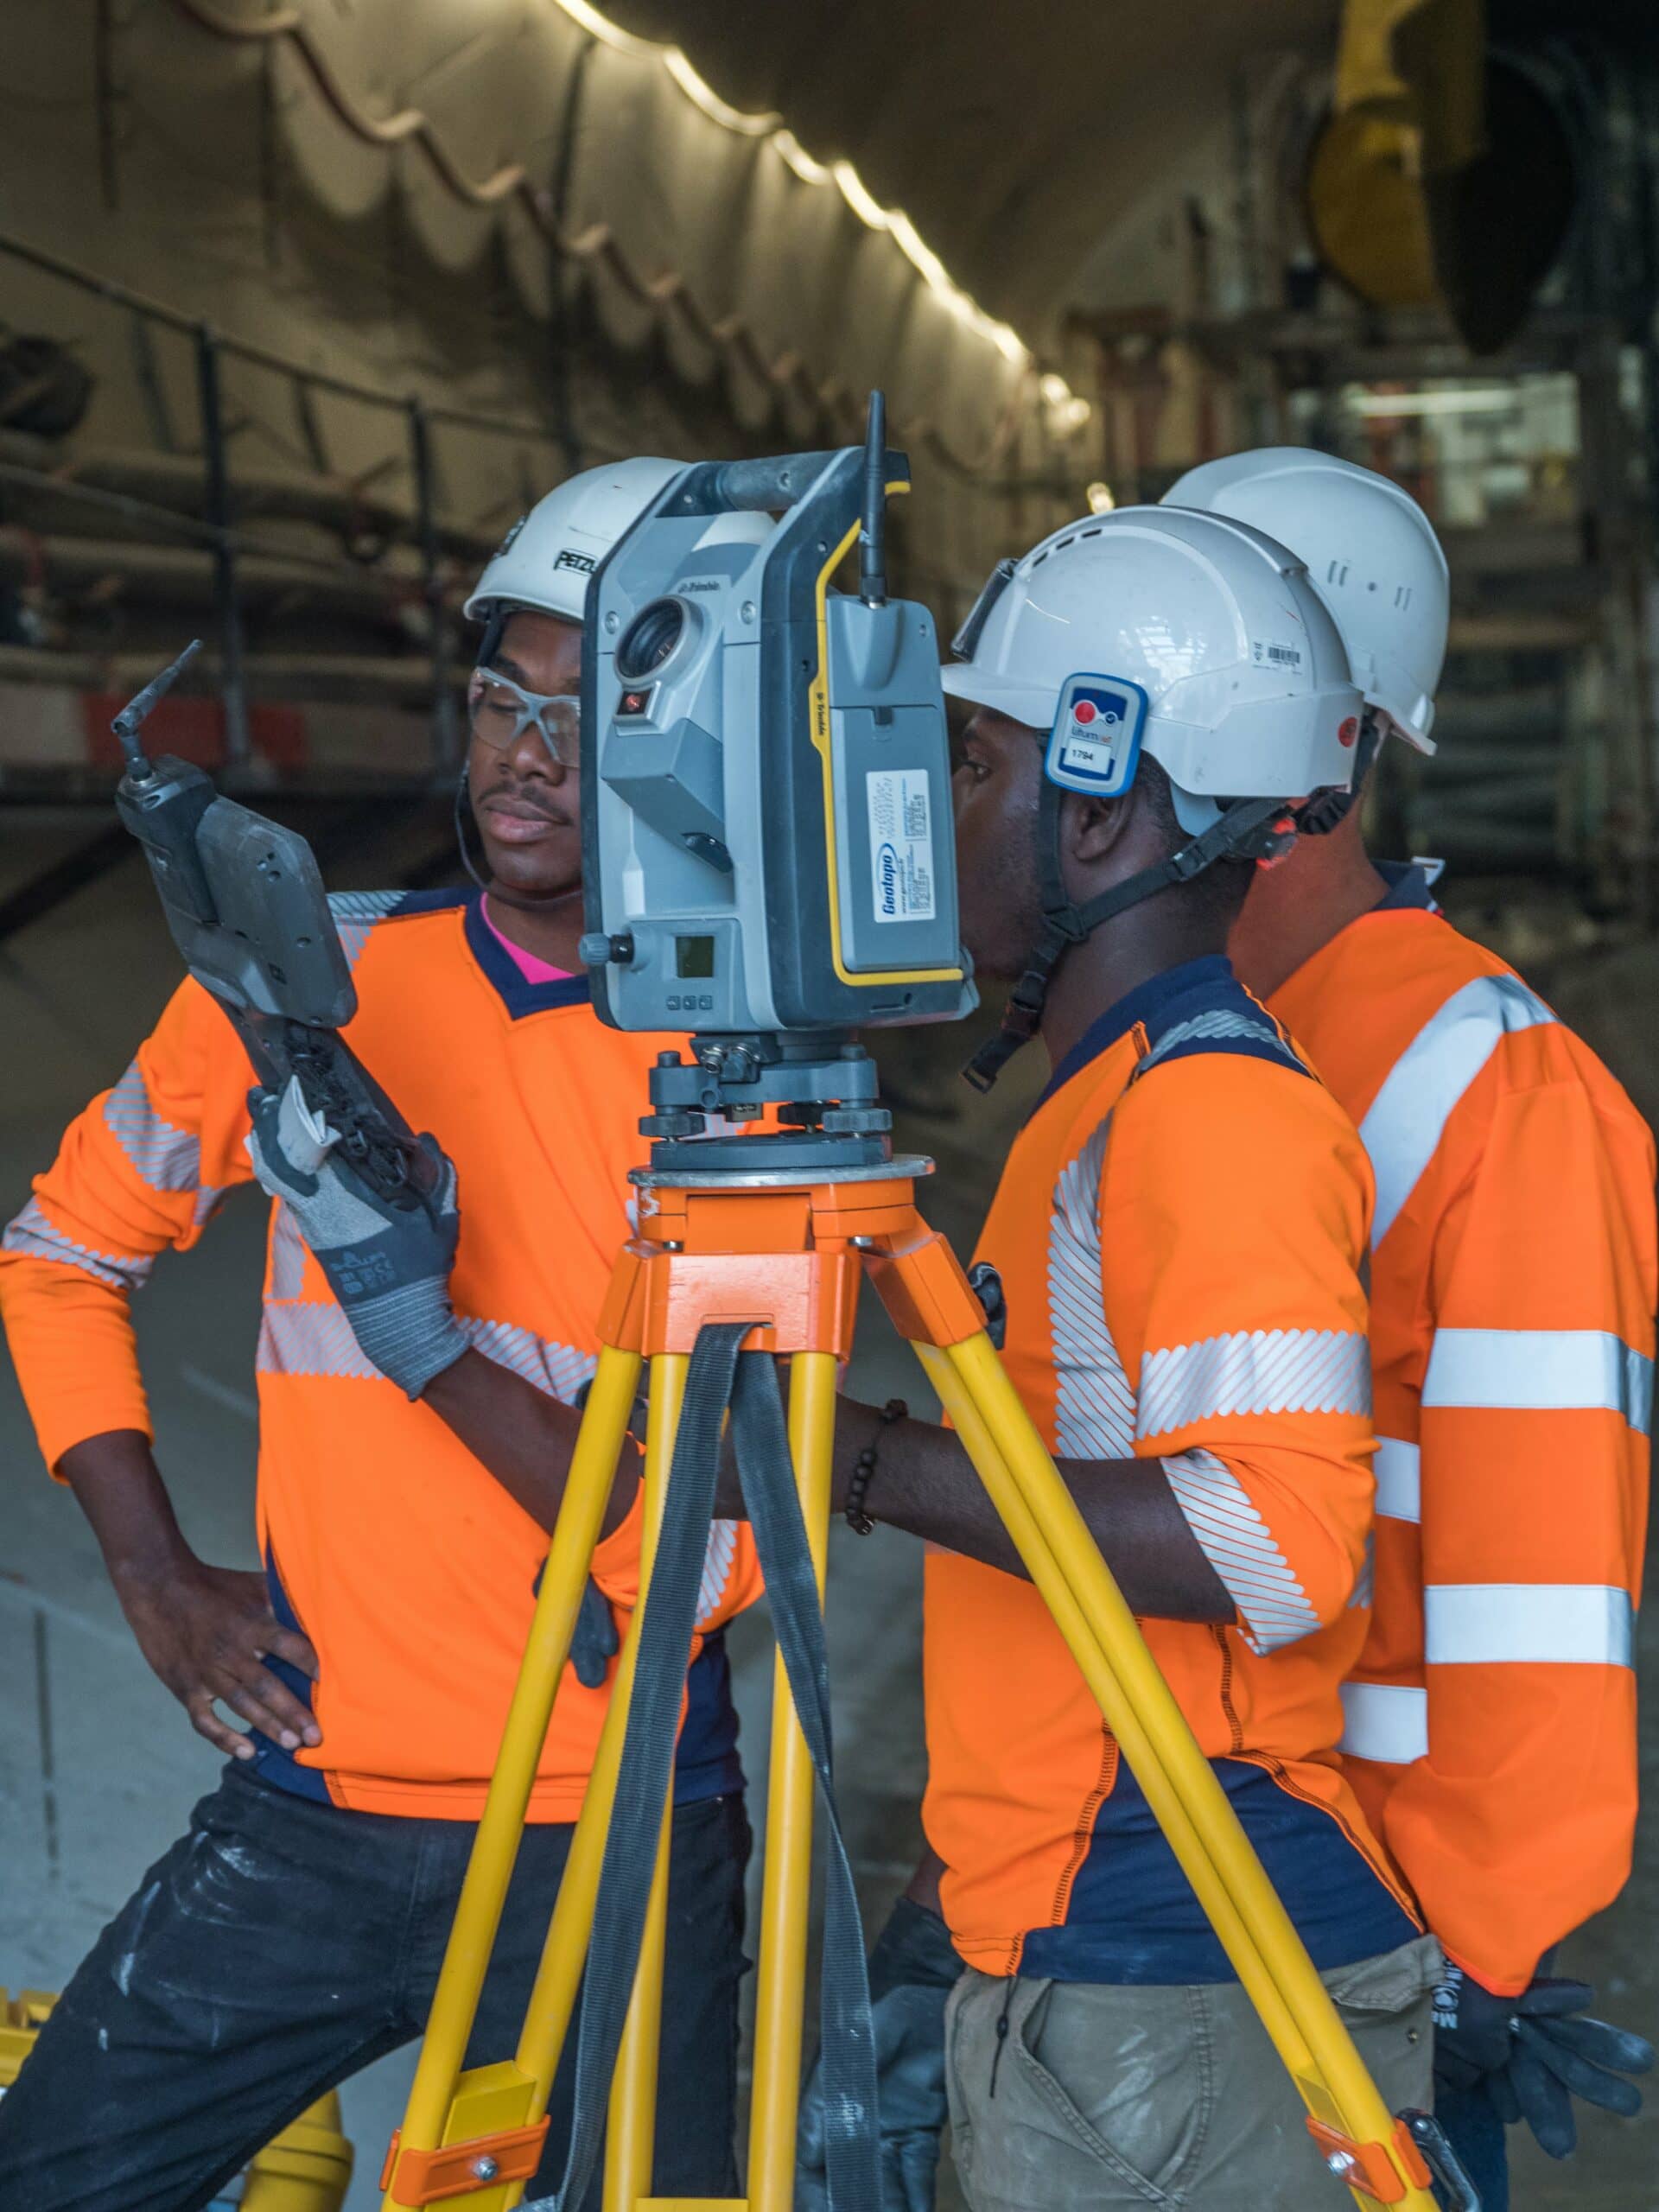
0,1988,353,2212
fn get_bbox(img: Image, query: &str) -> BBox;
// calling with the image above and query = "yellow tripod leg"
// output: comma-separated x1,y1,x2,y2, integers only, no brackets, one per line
384,1345,642,2210
242,2089,353,2212
604,1796,672,2209
746,1350,839,2212
910,1342,1313,2075
920,1335,1437,2212
499,1350,690,2209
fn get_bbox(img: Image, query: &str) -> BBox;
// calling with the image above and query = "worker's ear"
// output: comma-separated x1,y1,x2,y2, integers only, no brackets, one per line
1060,782,1150,877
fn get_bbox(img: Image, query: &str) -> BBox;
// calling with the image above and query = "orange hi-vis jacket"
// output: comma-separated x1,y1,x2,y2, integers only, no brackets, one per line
924,956,1424,1983
0,888,761,1820
1269,864,1654,1994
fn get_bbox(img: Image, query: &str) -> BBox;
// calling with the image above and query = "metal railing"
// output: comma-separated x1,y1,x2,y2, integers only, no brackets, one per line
0,226,1064,790
0,226,582,774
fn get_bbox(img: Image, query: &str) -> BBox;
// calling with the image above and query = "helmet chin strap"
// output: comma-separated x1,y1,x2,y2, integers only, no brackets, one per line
454,765,491,895
1294,710,1382,837
962,777,1298,1094
476,607,508,670
454,609,502,896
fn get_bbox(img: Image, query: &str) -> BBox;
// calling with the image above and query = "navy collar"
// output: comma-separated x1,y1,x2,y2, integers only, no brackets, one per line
1033,954,1235,1113
1372,860,1440,912
461,889,593,1020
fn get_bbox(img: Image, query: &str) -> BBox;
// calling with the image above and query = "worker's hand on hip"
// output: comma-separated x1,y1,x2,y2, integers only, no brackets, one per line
118,1553,321,1763
797,1896,963,2212
1434,1963,1655,2158
245,1076,467,1399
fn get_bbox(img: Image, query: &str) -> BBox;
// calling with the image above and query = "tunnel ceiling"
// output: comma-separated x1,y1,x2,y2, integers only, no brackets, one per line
604,0,1340,331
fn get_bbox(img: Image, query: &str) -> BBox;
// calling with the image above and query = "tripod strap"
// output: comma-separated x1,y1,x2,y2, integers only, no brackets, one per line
526,1322,747,2212
524,1328,879,2212
729,1349,881,2212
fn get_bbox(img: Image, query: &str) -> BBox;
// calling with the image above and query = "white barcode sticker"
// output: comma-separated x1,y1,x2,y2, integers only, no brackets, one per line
866,769,936,924
1252,639,1304,670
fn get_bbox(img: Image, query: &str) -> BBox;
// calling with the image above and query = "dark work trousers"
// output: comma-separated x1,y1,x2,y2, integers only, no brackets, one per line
0,1764,751,2212
1433,2080,1510,2212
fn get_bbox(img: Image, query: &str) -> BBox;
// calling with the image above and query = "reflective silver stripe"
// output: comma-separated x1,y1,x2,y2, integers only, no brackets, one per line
1374,1436,1421,1523
1162,1446,1324,1652
1139,1007,1300,1072
103,1062,201,1192
697,1519,741,1627
1423,1327,1654,1433
1135,1328,1370,1440
328,890,403,973
1,1195,153,1292
1046,1117,1351,1651
1361,973,1555,1247
256,1303,599,1397
462,1320,595,1406
1339,1681,1428,1764
257,1302,381,1380
1046,1120,1135,1459
328,892,404,922
268,1203,308,1300
192,1185,225,1229
1424,1582,1635,1667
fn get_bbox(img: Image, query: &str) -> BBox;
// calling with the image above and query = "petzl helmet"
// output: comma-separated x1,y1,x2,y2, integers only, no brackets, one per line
466,458,771,632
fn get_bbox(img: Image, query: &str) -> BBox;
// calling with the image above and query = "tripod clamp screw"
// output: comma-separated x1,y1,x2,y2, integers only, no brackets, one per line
640,1109,706,1138
472,2154,500,2181
822,1106,891,1135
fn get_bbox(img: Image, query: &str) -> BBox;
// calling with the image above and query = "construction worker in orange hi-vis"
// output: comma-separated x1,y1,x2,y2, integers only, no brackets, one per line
0,465,768,2212
792,503,1447,2212
1167,448,1656,2210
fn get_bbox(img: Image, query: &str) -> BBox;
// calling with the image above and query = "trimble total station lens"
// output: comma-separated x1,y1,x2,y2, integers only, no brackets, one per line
615,597,688,682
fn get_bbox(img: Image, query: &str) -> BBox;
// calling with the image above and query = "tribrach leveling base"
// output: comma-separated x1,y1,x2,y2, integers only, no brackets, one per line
377,1133,1453,2212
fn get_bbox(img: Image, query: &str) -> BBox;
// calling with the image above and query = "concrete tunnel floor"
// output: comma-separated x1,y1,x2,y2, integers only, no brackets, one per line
1,833,1656,2209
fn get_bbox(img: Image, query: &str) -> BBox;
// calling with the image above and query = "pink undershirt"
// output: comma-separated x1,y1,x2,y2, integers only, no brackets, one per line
481,895,574,985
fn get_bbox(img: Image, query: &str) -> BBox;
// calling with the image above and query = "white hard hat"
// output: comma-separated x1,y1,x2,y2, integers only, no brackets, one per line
464,457,772,628
1163,448,1447,753
944,505,1364,833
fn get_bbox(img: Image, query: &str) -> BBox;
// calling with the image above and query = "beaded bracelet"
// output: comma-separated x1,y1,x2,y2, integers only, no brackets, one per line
846,1397,908,1534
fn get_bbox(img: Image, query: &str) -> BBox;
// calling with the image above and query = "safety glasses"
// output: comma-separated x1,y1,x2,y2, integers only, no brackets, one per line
467,667,581,764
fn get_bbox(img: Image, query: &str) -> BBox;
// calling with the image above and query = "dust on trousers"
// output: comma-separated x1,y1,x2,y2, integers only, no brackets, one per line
0,1766,750,2212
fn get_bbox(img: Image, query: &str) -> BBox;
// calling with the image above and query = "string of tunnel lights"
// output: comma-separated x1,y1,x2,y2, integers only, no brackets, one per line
549,0,1092,433
169,0,1090,466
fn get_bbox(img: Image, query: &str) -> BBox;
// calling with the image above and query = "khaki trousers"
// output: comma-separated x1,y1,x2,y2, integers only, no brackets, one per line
944,1933,1442,2209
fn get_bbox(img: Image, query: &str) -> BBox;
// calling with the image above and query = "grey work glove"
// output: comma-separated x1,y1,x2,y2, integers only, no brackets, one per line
797,1896,963,2212
245,1077,467,1400
530,1554,620,1692
1433,1962,1654,2159
569,1577,621,1689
